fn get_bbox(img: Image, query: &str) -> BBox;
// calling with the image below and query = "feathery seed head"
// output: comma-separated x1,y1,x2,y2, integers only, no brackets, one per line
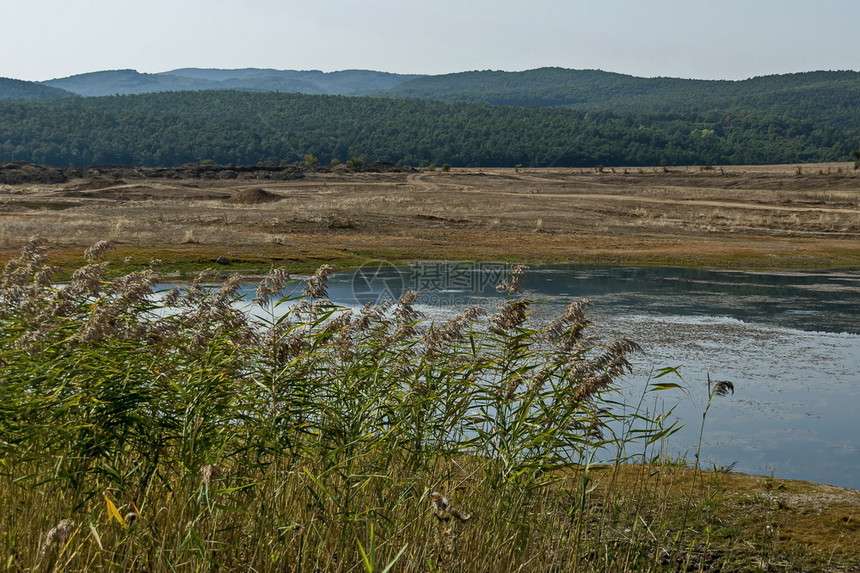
498,374,524,401
545,299,593,347
495,264,529,295
491,298,532,330
254,267,291,306
428,492,471,522
200,463,225,484
304,264,336,299
528,369,550,393
393,290,422,323
116,269,160,302
84,240,113,263
67,263,108,297
424,305,482,352
162,286,182,308
568,373,613,404
41,518,74,554
429,492,449,512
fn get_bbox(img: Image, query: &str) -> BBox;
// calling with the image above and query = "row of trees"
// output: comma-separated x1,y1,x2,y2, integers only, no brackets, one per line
0,91,856,168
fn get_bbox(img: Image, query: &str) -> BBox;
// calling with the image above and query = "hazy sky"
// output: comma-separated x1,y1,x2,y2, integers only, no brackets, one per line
3,0,857,82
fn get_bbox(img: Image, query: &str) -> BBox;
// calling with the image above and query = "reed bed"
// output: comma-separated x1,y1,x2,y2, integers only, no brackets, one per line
1,240,818,572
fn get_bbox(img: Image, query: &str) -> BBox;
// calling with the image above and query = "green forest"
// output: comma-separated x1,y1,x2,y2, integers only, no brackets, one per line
385,69,860,130
0,87,857,168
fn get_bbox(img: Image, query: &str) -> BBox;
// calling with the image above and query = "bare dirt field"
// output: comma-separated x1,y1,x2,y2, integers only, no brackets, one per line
1,163,859,272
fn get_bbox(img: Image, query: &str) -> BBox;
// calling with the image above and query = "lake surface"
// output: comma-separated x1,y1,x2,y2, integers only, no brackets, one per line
318,263,860,488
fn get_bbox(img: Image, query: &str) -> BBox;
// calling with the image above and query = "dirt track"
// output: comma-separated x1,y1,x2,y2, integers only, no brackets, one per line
1,164,858,271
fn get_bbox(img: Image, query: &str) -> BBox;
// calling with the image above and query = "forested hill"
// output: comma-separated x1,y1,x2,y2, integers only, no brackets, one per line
0,78,75,100
31,67,860,134
11,66,860,138
383,68,860,131
41,68,424,97
1,91,856,168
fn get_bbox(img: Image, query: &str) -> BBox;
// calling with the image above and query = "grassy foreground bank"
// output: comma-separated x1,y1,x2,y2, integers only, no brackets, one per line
1,242,857,572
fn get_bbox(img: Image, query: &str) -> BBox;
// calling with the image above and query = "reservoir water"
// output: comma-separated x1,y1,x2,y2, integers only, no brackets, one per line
316,263,860,488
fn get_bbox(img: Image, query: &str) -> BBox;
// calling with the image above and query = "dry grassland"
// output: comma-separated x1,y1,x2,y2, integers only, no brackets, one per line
1,163,859,271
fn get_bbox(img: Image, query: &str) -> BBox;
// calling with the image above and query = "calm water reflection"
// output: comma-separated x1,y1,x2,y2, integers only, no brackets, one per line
321,264,860,488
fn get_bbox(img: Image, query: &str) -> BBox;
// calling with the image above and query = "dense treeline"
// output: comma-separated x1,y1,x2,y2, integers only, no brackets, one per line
0,90,856,168
384,68,860,132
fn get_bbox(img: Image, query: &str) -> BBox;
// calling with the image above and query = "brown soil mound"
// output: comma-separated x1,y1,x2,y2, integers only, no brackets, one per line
223,187,282,204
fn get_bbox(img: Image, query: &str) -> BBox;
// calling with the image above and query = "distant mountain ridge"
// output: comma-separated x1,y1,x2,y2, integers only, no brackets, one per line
381,67,860,123
18,67,859,133
41,68,425,97
374,67,860,136
0,77,75,100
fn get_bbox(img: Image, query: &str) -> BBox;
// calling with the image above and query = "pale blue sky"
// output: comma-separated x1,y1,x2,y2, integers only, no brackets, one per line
3,0,857,81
